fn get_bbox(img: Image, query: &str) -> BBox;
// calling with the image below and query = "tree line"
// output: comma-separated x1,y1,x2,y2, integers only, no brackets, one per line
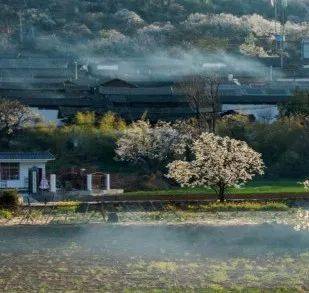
0,0,308,65
0,90,308,199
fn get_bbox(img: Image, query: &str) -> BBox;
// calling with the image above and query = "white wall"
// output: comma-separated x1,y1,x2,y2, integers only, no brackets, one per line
31,108,61,125
222,104,279,122
303,40,309,59
2,162,46,189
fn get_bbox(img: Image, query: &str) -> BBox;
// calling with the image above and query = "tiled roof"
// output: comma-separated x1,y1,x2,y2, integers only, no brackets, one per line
0,59,69,69
0,152,55,161
99,86,174,96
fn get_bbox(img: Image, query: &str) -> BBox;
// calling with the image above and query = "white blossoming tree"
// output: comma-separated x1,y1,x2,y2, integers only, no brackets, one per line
167,133,265,202
304,180,309,190
115,120,198,173
0,99,40,147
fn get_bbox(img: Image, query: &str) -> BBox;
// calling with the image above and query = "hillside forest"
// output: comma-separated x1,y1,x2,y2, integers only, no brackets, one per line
0,0,308,67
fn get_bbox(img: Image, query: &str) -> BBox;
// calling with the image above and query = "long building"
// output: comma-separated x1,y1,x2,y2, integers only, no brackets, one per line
1,77,306,122
0,55,75,83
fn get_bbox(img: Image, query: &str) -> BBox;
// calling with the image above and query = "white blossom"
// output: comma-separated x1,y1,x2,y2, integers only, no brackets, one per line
114,9,145,30
115,120,197,170
242,14,277,37
167,132,265,201
183,13,249,36
0,100,39,135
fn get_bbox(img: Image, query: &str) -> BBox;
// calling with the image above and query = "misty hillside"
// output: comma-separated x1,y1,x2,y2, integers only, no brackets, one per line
0,0,308,63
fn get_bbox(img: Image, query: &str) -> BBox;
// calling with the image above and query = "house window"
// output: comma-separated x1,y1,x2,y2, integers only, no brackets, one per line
0,163,20,180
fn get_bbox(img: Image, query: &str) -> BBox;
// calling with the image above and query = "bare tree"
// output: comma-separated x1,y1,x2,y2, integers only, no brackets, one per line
179,74,221,133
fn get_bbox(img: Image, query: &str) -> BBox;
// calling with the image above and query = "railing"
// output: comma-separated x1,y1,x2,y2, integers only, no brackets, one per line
0,200,196,225
0,181,7,188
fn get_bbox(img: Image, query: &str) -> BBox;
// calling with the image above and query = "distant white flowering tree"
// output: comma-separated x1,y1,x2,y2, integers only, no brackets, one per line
240,33,269,57
114,9,144,32
304,180,309,190
167,133,265,201
115,120,198,173
0,99,39,146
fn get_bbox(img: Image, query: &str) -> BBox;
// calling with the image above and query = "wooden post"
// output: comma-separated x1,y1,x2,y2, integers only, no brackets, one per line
105,174,111,191
87,174,93,192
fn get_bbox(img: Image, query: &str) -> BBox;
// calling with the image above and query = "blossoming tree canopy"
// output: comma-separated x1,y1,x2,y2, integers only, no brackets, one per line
167,133,265,201
0,99,40,146
115,120,199,171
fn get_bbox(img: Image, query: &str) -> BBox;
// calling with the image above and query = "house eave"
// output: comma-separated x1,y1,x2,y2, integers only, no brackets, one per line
0,159,54,163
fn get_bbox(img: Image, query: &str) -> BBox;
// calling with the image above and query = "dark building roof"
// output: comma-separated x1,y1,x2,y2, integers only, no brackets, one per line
99,86,174,96
0,152,55,161
0,81,65,90
244,88,264,95
101,79,138,88
0,58,69,69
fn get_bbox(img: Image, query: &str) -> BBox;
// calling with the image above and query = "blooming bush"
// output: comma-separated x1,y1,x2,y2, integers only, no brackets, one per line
115,120,198,172
114,9,145,31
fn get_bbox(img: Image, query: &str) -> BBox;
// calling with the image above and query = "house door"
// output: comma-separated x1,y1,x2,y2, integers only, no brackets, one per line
92,173,104,190
38,168,43,186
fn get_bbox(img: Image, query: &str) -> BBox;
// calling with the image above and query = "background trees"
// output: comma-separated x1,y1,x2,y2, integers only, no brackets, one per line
0,104,307,181
0,110,127,173
179,74,221,132
167,133,265,201
0,0,308,60
218,115,309,178
278,91,309,118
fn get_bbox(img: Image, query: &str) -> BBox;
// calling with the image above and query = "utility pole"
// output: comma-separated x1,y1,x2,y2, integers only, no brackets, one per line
272,0,287,68
283,0,288,68
274,0,278,51
75,61,78,80
18,11,24,45
279,0,287,68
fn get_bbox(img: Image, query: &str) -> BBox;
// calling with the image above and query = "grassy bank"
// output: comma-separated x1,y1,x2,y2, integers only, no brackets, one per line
0,201,296,227
124,180,308,197
185,201,290,212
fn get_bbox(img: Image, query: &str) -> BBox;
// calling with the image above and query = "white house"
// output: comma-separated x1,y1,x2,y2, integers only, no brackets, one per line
0,152,55,190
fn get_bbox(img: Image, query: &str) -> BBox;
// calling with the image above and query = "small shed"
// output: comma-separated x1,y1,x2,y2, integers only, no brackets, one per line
0,152,55,190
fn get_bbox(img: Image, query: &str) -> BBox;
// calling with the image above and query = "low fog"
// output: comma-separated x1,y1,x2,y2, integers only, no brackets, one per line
1,223,308,258
82,49,282,82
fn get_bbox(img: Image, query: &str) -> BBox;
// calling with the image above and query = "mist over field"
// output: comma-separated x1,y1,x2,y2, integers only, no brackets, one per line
0,221,308,290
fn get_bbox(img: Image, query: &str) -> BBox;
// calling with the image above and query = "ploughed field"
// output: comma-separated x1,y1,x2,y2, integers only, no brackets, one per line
0,220,308,291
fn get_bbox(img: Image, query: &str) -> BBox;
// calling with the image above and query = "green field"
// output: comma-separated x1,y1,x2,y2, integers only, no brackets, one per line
125,180,308,197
